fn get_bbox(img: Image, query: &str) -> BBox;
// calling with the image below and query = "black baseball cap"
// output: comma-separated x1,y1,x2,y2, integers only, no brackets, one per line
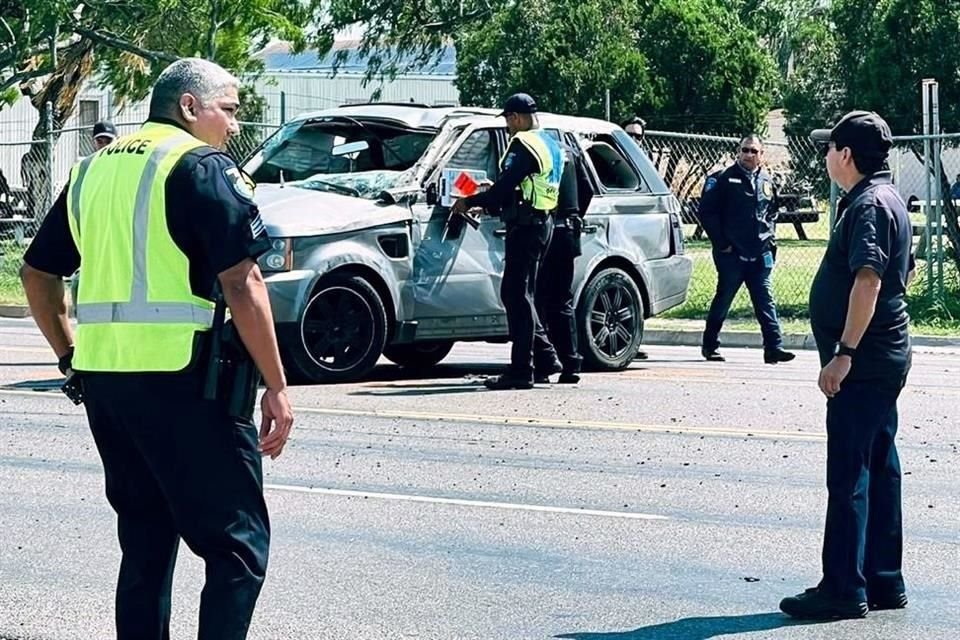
810,110,892,158
497,93,538,117
92,121,117,141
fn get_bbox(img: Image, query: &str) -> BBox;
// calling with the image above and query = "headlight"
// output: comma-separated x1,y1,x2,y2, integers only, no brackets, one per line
259,237,292,272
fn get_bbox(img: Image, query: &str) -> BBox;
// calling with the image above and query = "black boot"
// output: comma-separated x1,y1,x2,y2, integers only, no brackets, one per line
484,374,534,390
779,587,868,620
764,348,796,364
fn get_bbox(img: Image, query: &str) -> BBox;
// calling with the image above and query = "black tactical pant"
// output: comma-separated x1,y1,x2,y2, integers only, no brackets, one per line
535,222,582,373
501,216,557,379
83,368,270,640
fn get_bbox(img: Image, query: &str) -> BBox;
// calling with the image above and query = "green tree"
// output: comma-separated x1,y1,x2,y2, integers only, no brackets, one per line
1,0,320,212
454,0,656,122
785,0,960,272
635,0,779,134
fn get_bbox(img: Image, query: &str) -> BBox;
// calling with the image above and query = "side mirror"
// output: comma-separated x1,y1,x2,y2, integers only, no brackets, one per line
425,183,438,206
331,140,370,157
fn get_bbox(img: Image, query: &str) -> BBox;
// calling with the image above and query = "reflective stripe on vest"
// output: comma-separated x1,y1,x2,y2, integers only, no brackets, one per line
500,130,565,211
66,123,215,372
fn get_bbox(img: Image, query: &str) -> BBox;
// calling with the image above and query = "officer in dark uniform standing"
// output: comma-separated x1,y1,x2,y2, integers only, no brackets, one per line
451,93,564,389
21,58,294,639
534,140,591,383
698,134,795,364
780,111,914,620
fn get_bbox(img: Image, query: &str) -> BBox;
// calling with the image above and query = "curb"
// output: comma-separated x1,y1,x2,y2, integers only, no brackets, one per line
0,305,29,318
644,328,960,350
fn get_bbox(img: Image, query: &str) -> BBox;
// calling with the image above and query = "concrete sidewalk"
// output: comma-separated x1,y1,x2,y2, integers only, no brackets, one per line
643,318,960,350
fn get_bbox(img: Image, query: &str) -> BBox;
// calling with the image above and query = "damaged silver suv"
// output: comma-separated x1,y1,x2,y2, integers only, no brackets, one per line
242,105,692,383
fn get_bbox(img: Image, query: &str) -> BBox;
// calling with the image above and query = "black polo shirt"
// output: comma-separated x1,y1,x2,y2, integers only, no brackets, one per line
24,119,270,299
808,171,913,383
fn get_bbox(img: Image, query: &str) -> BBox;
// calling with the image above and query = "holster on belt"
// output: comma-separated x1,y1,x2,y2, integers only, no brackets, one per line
202,289,261,418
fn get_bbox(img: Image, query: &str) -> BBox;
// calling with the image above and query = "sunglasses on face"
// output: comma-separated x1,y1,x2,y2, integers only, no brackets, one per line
740,147,761,155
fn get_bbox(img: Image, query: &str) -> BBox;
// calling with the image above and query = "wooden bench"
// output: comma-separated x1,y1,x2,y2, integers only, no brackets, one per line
0,215,36,245
680,193,820,240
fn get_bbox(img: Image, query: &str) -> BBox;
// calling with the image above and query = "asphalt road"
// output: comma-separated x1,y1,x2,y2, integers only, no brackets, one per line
0,318,957,639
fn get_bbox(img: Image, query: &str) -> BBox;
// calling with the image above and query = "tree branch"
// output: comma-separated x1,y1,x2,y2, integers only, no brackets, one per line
0,65,51,94
71,25,178,63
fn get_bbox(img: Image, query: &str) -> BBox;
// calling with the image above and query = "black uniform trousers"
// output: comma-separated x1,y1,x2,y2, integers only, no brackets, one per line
819,378,905,603
501,215,557,379
83,367,270,640
535,221,582,373
703,249,783,352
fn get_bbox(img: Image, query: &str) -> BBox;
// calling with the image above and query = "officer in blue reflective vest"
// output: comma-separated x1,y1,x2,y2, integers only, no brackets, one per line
452,93,564,389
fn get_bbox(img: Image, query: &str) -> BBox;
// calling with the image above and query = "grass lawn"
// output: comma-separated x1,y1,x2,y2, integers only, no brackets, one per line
0,242,25,305
664,223,960,337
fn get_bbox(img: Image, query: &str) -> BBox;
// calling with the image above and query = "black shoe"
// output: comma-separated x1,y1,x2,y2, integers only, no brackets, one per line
534,359,563,384
484,374,534,390
557,372,580,384
764,348,796,364
868,592,908,611
701,348,725,362
635,350,649,360
779,587,868,620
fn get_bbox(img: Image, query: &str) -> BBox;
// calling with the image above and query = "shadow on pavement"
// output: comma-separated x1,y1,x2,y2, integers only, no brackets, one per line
555,612,825,639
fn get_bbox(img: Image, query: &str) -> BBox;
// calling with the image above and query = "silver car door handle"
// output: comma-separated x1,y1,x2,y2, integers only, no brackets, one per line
493,228,507,237
582,224,599,234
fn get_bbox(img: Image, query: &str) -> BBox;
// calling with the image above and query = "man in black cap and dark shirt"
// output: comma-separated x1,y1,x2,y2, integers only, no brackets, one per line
452,93,564,389
780,110,914,620
92,120,118,151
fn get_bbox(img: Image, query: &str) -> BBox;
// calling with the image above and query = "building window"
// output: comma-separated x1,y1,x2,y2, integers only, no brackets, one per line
78,99,100,157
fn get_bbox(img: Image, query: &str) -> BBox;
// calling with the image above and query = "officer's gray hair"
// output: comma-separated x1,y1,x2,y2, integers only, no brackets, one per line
739,134,763,148
149,58,238,118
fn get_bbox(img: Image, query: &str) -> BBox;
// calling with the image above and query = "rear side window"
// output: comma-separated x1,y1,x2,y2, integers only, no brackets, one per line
586,137,642,191
446,129,499,179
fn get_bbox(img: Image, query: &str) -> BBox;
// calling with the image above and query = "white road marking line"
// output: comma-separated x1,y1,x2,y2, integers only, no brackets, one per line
265,483,669,521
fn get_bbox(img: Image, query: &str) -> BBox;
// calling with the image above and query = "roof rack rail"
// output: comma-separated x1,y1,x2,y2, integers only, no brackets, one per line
337,101,433,108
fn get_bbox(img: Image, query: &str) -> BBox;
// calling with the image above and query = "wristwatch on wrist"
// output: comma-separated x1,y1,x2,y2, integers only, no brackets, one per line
833,342,856,359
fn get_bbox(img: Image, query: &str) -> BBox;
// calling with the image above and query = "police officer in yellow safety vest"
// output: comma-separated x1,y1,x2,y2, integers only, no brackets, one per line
20,58,294,640
452,93,565,389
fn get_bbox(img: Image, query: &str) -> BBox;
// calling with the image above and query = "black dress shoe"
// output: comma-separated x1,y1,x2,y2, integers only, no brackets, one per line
764,348,796,364
484,375,534,390
701,348,725,362
534,359,563,384
635,350,649,360
868,591,908,611
557,372,580,384
779,587,868,620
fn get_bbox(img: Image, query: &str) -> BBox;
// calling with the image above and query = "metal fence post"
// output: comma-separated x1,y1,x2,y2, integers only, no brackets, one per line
922,80,934,299
280,91,286,125
829,181,839,233
44,101,55,216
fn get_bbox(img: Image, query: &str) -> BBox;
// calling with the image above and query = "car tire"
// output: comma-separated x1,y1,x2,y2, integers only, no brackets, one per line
284,275,388,384
382,341,455,369
577,267,644,371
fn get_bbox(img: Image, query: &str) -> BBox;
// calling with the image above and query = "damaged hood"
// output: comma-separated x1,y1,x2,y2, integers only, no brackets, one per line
255,183,412,237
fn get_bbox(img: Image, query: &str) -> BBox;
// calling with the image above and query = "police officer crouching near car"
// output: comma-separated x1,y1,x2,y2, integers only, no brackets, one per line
452,93,564,389
698,134,795,364
20,58,294,639
534,139,591,383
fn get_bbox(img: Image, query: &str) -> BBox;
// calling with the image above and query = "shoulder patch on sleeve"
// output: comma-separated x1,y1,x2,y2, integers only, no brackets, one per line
704,176,718,192
223,166,255,202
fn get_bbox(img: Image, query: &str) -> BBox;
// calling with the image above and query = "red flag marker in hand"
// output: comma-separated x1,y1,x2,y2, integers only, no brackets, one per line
454,172,478,196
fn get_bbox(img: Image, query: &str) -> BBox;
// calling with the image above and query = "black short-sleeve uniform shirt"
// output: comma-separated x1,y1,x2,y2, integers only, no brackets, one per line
809,171,913,384
24,120,270,300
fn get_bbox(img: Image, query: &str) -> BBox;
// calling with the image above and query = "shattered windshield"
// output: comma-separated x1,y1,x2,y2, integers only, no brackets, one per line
247,118,435,199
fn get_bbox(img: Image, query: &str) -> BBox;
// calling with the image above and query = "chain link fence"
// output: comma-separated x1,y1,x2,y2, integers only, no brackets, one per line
2,110,956,322
641,131,957,322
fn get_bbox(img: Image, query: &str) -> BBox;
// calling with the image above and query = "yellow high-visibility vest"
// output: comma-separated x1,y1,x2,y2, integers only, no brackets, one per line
66,122,215,372
500,129,565,211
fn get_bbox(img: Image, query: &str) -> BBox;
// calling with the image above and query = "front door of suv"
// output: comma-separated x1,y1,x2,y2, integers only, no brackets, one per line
409,123,510,339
